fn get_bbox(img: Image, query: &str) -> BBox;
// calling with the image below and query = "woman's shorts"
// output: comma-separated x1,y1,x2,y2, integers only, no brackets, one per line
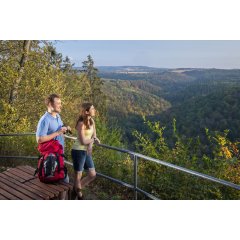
71,149,95,172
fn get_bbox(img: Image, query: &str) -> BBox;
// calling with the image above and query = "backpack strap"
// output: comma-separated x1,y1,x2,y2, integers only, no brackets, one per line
55,153,61,173
38,156,44,177
61,154,68,161
34,168,38,176
34,155,43,176
61,154,68,176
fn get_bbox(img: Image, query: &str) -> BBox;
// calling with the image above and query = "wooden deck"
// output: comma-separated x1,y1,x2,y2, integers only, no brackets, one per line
0,165,73,200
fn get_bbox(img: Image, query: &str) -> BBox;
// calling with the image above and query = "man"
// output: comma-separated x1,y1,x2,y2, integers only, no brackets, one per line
36,93,71,185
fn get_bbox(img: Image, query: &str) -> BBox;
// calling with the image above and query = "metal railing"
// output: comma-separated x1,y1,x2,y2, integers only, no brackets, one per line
1,133,240,200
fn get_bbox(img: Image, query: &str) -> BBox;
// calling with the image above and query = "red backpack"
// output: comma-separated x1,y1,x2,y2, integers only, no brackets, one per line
35,139,67,183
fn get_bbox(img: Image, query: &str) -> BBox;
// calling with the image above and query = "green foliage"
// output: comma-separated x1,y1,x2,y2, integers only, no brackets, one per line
133,117,240,199
81,55,107,115
0,41,123,180
101,68,240,147
92,118,132,184
0,41,131,200
102,79,171,145
1,42,240,199
103,79,170,117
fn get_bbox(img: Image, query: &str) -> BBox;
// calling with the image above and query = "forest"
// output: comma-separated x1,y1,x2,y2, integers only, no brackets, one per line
1,40,240,199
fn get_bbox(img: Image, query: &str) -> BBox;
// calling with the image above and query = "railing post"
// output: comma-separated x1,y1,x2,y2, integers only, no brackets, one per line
133,154,138,200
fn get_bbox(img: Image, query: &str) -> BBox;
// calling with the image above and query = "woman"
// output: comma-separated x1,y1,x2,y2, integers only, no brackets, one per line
71,103,100,199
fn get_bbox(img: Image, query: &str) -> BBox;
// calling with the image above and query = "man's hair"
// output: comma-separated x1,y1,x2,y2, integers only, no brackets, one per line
45,94,60,106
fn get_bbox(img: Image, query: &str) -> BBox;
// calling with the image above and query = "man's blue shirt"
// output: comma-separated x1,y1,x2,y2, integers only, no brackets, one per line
36,112,64,148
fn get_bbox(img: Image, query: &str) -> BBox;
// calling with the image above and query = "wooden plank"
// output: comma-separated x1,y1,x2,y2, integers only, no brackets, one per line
20,165,72,187
16,166,37,177
53,182,70,190
22,181,50,199
0,173,46,199
6,168,33,181
27,180,59,196
0,177,35,200
24,182,54,199
59,181,73,190
19,165,37,174
8,168,35,180
18,165,38,176
17,166,72,200
0,188,20,200
17,165,37,175
17,166,67,191
0,181,31,200
2,166,73,200
30,179,65,193
0,194,8,200
12,168,66,194
1,167,67,200
58,182,73,200
4,169,51,199
6,168,52,199
0,174,43,200
18,165,71,191
16,170,61,196
3,170,26,183
24,165,73,189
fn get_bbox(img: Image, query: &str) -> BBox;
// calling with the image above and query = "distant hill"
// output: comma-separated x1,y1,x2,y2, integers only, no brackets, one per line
98,67,240,144
73,65,240,144
103,79,170,116
102,79,171,142
74,65,168,73
97,66,168,73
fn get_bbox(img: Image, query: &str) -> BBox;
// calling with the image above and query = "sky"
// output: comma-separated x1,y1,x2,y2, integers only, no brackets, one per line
54,40,240,69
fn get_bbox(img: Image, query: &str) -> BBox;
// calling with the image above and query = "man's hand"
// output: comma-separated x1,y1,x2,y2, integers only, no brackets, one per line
62,125,72,134
58,126,67,135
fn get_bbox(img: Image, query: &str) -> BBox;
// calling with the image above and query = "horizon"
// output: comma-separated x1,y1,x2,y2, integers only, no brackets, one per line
54,40,240,69
74,65,240,70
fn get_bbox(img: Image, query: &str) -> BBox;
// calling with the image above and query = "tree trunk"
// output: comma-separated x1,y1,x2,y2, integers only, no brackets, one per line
9,40,31,104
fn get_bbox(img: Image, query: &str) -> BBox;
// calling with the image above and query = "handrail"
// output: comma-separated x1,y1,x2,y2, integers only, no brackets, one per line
1,132,240,199
0,133,36,137
64,135,240,191
0,155,158,200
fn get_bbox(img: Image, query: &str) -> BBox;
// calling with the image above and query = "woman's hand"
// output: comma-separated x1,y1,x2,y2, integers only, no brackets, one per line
87,143,93,155
66,126,72,134
94,137,100,144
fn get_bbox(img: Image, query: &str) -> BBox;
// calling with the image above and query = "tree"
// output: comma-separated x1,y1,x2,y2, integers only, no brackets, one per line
9,40,31,104
0,41,69,132
82,55,106,115
133,117,240,199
